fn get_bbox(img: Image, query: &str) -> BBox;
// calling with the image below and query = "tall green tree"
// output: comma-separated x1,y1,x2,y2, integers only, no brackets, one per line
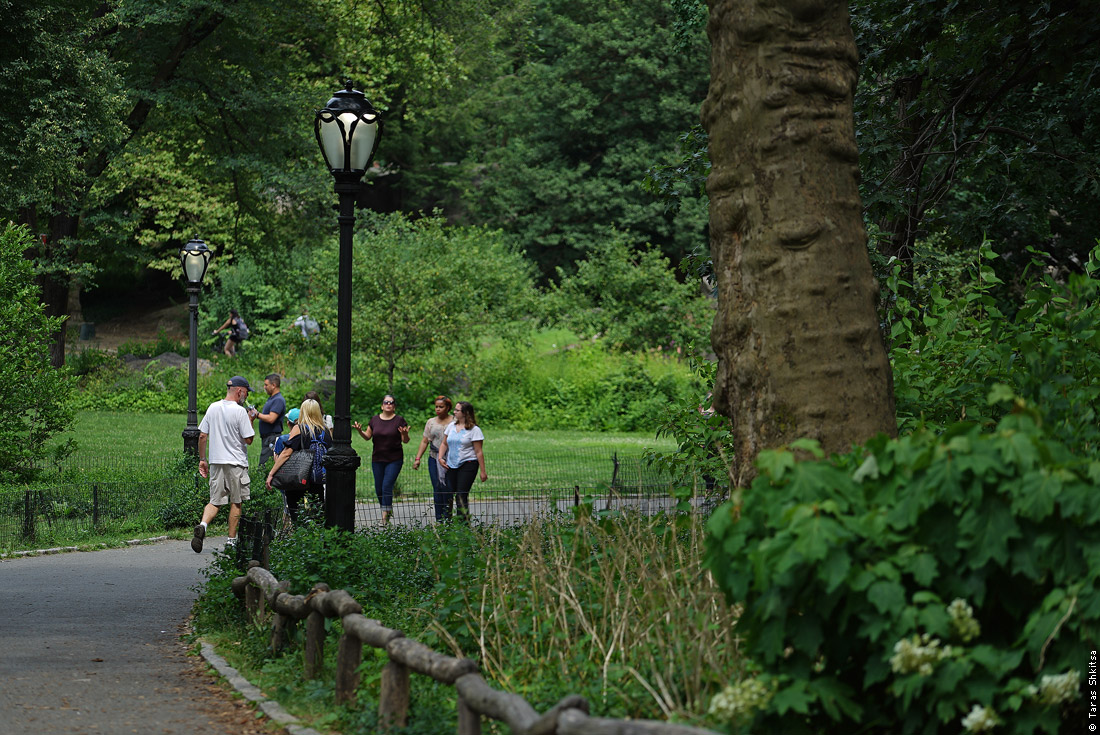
852,0,1100,272
0,223,76,480
310,213,535,393
0,0,484,364
0,0,326,363
448,0,710,280
702,0,897,485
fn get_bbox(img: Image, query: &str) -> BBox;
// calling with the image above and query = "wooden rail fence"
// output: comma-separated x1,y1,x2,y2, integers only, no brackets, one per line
232,561,720,735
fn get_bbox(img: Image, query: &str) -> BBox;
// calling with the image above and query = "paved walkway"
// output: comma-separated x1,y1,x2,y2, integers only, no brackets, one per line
0,538,270,735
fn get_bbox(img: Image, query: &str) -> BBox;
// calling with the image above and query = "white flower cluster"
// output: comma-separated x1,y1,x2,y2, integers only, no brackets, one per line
961,704,999,732
948,598,981,642
889,634,952,676
1027,670,1080,706
708,677,774,721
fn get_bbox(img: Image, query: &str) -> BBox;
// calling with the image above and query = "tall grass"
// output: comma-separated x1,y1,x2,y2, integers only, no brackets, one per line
426,511,739,724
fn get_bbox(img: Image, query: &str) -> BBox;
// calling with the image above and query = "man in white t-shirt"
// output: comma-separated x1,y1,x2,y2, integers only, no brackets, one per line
191,376,256,553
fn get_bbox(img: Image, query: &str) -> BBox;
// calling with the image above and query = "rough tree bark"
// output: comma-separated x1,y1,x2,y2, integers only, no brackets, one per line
701,0,897,486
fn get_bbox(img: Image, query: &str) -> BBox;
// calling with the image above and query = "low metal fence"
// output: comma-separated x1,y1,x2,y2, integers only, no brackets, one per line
0,449,726,550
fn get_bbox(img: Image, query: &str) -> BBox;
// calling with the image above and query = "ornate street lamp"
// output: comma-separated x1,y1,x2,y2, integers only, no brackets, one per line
314,80,381,531
180,236,211,456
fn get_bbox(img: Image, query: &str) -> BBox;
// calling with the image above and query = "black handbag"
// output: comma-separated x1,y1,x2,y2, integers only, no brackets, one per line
271,448,312,489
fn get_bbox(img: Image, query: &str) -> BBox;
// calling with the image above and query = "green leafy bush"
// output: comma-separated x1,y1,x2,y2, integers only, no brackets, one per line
115,329,188,359
644,355,732,498
889,242,1100,453
545,234,713,352
471,339,700,430
704,396,1097,735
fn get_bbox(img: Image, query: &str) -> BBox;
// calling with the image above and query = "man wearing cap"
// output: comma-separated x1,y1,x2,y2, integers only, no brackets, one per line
254,373,287,467
192,376,256,553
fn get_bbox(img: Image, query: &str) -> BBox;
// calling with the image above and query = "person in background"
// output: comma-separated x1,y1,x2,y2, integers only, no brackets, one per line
253,373,286,466
212,309,247,357
273,407,299,457
412,395,454,523
192,376,255,552
292,309,320,339
266,399,331,526
354,394,410,525
436,401,486,522
304,390,334,430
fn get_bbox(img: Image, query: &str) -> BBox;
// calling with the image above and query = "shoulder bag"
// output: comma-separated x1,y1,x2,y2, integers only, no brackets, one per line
271,447,312,489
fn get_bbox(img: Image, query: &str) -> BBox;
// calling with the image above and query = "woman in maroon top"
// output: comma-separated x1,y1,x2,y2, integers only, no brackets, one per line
354,394,410,524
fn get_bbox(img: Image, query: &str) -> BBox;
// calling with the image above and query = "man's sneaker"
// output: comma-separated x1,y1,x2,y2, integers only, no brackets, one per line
190,524,205,553
225,537,238,547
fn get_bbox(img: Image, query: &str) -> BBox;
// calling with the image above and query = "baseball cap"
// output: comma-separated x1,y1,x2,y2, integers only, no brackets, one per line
227,376,254,392
287,408,300,422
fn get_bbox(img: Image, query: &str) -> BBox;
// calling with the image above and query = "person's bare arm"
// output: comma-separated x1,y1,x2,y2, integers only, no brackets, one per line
473,440,487,482
198,433,210,478
266,447,295,489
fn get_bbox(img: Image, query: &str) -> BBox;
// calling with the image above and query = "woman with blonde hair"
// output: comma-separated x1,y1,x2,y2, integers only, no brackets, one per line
266,399,331,525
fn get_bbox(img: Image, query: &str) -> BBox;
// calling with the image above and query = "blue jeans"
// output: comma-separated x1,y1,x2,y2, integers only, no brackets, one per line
428,456,448,522
371,460,403,510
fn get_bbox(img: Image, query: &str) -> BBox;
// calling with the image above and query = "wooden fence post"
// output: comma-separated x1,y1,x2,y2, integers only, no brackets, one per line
457,696,482,735
379,658,410,729
270,581,292,654
92,484,99,527
304,611,325,679
335,633,362,705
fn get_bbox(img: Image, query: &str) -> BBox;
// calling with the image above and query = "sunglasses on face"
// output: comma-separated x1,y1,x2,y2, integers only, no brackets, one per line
383,400,395,405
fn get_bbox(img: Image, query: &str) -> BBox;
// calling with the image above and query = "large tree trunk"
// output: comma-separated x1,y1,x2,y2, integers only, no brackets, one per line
701,0,897,487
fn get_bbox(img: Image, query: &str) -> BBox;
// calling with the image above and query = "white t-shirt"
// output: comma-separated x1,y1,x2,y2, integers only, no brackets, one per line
199,399,255,467
444,423,484,467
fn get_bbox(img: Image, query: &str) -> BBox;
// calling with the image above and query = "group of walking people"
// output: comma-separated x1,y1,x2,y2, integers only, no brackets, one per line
356,394,487,524
189,373,487,553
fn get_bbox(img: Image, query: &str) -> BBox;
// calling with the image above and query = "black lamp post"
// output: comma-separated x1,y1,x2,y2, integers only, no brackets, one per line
314,80,381,531
180,236,211,456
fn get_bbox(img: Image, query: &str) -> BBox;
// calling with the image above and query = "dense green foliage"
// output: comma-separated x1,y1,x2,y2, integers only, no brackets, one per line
889,242,1100,454
697,248,1100,734
67,331,701,431
193,510,735,731
311,213,536,392
446,0,710,279
0,223,76,480
545,234,712,352
705,405,1095,735
852,0,1100,268
470,339,699,431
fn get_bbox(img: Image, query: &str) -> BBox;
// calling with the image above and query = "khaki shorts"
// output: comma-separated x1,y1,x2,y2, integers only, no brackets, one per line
208,464,251,505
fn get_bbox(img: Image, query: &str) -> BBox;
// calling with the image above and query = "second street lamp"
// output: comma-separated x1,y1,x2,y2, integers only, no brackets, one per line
314,80,382,531
179,235,211,457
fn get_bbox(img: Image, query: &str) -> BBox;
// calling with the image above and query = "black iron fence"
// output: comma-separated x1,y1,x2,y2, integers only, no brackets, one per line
1,449,726,552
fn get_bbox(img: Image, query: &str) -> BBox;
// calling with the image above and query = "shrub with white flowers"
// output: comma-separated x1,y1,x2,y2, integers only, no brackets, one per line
708,677,774,721
961,704,1000,732
947,598,981,642
1027,670,1080,707
889,633,953,676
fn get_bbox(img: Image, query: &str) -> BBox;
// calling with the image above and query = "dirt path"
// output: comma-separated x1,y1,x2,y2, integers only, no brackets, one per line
70,303,189,354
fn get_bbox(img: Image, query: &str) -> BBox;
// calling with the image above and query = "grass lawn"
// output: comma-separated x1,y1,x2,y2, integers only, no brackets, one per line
54,411,676,495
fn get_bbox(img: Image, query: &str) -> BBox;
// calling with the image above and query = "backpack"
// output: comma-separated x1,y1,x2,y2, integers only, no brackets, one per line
308,429,328,485
235,318,250,340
